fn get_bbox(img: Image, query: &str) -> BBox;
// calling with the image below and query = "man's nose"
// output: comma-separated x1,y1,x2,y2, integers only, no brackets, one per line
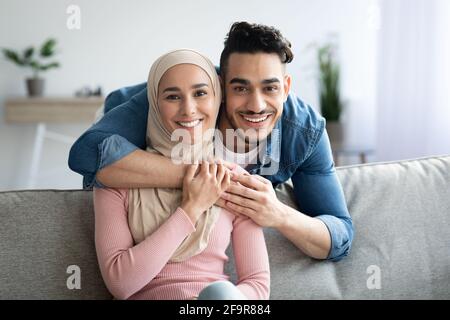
181,96,196,116
246,91,266,113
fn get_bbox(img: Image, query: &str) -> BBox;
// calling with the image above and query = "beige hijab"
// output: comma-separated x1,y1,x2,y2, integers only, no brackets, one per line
128,49,222,262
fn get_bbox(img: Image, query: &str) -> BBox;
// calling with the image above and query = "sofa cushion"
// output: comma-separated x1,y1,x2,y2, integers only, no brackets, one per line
0,155,449,299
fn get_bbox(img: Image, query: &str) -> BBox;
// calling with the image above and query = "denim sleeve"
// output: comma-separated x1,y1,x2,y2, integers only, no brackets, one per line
104,82,147,114
90,135,140,188
68,89,148,189
291,129,354,261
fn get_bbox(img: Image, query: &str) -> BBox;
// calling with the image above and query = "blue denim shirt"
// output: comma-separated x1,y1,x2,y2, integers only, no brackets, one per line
68,82,353,261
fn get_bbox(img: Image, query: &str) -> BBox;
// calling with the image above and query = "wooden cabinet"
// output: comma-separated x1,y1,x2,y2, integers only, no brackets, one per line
4,97,103,123
4,97,104,188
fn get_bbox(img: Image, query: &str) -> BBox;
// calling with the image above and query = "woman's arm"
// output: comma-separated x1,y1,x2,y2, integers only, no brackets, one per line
232,215,270,300
93,187,196,299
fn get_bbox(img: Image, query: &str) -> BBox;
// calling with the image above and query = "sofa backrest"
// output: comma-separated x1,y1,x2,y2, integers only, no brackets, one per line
1,156,449,299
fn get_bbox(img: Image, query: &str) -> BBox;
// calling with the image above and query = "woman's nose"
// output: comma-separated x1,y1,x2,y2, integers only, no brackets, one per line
181,96,196,116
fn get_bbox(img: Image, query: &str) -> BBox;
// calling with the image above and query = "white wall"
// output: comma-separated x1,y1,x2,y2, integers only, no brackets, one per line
376,0,450,161
0,0,378,190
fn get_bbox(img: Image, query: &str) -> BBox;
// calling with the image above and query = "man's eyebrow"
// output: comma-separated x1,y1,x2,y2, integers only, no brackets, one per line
262,78,280,84
229,78,281,85
229,78,250,85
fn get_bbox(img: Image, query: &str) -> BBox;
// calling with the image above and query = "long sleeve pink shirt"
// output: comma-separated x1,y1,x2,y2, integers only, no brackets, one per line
93,187,270,300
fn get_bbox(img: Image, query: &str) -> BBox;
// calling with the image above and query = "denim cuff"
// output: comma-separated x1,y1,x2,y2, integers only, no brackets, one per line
93,134,140,188
315,214,351,262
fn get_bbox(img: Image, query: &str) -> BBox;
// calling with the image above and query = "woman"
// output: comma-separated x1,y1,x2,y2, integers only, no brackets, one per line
93,49,270,300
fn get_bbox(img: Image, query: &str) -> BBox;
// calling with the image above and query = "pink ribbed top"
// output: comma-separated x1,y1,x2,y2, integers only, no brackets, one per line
93,187,270,300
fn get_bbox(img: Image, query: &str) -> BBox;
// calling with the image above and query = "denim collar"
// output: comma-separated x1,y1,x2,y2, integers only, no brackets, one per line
246,117,282,174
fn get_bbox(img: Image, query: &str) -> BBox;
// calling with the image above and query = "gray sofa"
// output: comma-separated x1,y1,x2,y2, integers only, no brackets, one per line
1,156,449,299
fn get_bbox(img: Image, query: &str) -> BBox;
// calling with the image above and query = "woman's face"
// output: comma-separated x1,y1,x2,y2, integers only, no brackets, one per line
158,64,217,144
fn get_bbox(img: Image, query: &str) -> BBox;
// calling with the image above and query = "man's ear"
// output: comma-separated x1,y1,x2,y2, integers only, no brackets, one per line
283,74,292,102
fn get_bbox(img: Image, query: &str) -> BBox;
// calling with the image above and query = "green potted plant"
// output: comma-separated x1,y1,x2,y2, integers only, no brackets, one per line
317,41,345,149
2,38,60,97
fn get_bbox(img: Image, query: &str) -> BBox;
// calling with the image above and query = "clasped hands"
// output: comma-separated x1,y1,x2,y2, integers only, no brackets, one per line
181,159,284,228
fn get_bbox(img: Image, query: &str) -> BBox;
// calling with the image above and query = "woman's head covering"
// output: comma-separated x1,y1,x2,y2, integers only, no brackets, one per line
128,49,222,262
146,48,221,159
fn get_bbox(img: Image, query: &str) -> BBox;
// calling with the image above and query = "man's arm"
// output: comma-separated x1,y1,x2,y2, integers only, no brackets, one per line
221,174,332,260
221,130,353,261
95,149,186,188
68,85,185,189
290,129,354,261
274,201,332,259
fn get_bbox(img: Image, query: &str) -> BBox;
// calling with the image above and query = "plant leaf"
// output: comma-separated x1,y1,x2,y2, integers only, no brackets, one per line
40,38,56,57
3,48,25,66
23,47,34,60
317,42,343,121
30,60,40,69
39,62,60,71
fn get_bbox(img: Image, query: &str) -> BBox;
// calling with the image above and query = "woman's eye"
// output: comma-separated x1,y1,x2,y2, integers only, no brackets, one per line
166,95,180,100
194,90,207,97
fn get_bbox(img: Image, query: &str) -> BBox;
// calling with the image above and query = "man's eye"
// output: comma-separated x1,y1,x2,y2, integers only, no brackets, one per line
234,86,248,93
166,95,180,100
265,86,278,92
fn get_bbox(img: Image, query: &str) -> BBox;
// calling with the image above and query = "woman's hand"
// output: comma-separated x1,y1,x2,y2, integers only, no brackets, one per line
181,161,231,224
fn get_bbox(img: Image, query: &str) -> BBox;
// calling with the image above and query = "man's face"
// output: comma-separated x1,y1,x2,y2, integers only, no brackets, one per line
222,52,291,143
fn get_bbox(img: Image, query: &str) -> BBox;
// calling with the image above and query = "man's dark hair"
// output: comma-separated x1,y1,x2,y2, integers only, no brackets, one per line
219,21,294,78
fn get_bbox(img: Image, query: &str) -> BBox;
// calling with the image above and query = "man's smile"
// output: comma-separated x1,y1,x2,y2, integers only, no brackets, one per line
238,112,274,128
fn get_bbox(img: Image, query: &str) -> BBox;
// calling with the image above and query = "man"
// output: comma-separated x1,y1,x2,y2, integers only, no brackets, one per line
69,22,353,261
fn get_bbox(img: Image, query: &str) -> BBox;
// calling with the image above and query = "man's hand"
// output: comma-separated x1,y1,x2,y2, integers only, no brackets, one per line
219,171,333,259
220,173,286,228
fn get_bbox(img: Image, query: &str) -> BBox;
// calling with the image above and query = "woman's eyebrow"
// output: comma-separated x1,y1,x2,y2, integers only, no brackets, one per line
162,87,180,93
192,83,209,89
162,83,208,93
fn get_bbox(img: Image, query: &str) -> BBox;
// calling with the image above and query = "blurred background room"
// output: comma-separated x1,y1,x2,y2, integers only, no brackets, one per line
0,0,449,190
